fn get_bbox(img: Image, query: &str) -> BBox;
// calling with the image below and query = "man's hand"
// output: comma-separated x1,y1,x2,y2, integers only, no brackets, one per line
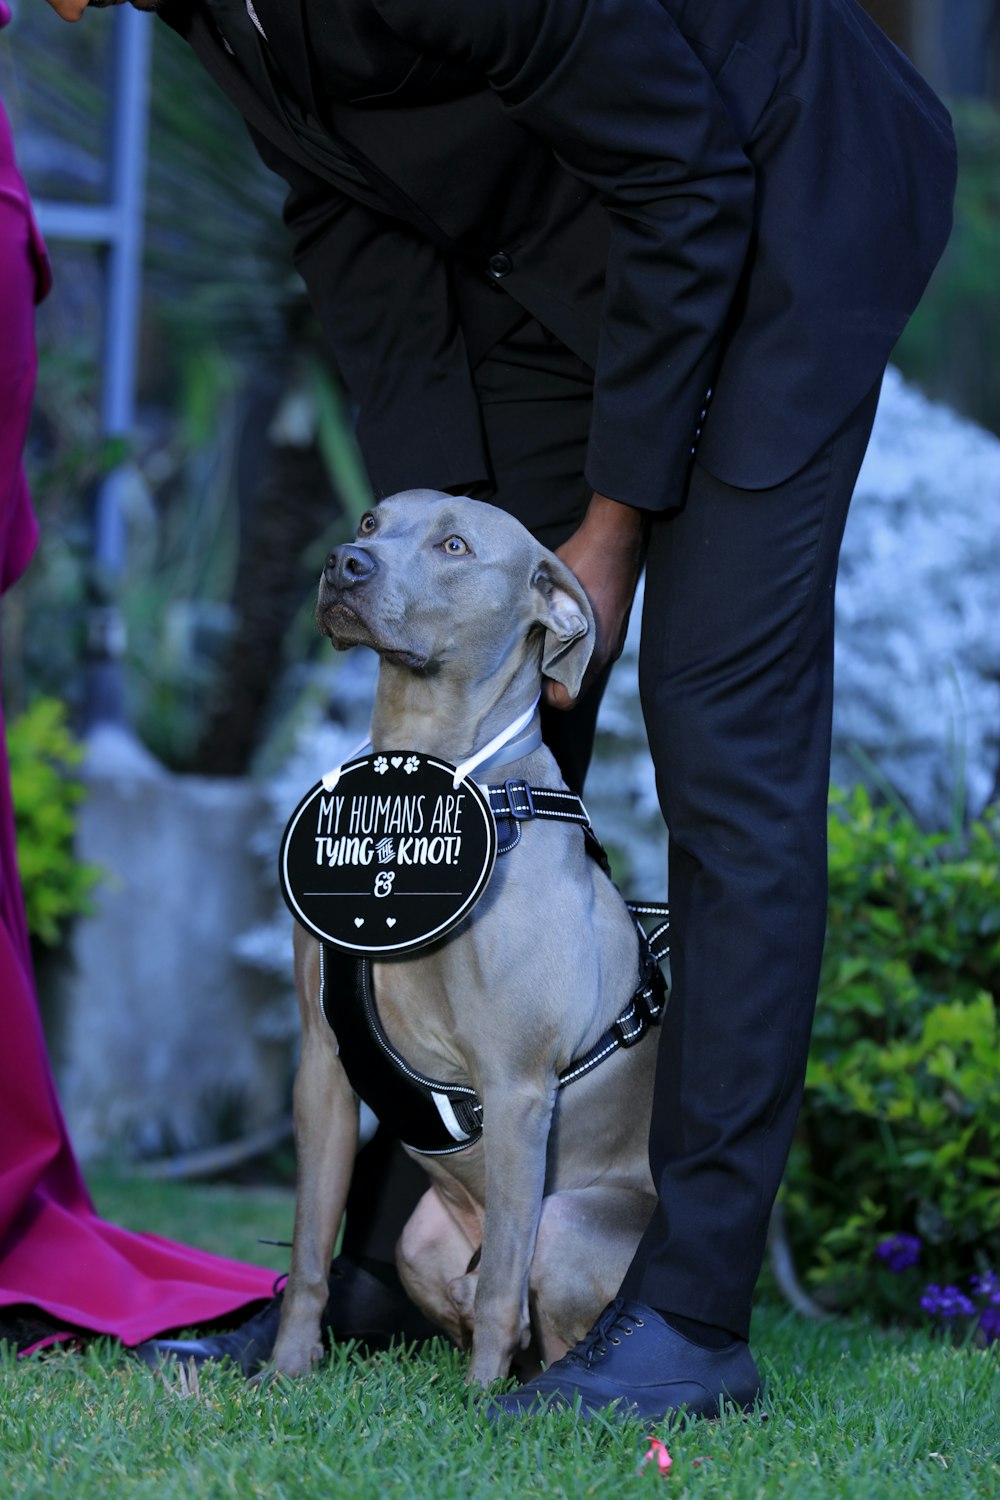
545,492,647,710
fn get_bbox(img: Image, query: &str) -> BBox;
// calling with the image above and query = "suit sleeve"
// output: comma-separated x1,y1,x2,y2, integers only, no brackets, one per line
248,126,491,499
372,0,755,510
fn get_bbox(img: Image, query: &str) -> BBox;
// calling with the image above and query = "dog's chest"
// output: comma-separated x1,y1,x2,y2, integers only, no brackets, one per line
373,950,486,1085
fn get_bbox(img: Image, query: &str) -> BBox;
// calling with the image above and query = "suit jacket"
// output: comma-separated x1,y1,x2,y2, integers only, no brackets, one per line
160,0,956,508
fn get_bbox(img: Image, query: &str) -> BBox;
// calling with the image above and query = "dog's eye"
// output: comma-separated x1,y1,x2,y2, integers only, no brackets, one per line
441,535,470,556
358,512,377,536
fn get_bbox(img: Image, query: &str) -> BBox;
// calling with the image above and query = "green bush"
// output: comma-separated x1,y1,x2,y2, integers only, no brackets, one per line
783,785,1000,1322
6,698,102,947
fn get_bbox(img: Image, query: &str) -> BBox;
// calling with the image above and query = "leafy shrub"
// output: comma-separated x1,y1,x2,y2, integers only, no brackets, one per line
782,785,1000,1322
6,698,102,946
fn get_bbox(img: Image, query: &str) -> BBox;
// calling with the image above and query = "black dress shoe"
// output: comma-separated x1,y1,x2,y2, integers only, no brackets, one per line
132,1277,286,1377
322,1254,444,1350
132,1255,444,1376
487,1299,762,1423
0,1307,76,1355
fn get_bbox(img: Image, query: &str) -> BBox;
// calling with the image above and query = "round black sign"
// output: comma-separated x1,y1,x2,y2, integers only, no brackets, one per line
279,753,498,955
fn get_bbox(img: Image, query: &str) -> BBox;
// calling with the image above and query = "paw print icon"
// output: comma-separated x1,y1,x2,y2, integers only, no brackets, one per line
404,756,420,775
373,755,389,775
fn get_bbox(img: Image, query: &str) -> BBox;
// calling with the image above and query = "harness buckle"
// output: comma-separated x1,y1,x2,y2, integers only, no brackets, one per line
639,982,661,1023
611,1009,643,1047
503,778,536,822
613,979,664,1049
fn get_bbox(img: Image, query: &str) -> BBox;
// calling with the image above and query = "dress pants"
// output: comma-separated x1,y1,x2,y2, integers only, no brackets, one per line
345,314,880,1345
621,378,882,1338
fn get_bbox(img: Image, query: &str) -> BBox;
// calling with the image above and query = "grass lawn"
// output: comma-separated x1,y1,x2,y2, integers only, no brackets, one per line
1,1172,996,1499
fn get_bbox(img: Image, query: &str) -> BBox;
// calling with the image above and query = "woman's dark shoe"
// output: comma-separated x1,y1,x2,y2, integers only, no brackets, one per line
132,1256,443,1376
0,1307,78,1356
487,1299,762,1422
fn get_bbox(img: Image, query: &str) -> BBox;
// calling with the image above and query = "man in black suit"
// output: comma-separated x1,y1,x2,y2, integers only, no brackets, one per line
49,0,955,1419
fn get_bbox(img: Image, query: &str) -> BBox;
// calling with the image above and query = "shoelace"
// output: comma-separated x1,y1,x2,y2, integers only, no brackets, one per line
564,1298,646,1367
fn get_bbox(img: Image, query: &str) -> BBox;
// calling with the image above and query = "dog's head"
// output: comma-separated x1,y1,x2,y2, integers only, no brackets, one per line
316,490,595,698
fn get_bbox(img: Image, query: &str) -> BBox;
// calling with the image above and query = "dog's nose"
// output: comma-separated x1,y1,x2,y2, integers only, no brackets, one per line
324,545,378,588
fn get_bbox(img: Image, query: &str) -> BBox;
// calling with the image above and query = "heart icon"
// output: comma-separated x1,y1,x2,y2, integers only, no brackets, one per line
354,917,364,928
391,756,403,768
386,917,396,928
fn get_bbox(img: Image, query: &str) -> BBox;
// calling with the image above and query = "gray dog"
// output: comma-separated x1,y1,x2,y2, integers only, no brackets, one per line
273,490,664,1386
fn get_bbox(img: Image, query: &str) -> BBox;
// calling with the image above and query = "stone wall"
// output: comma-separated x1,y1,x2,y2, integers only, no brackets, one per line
46,724,289,1161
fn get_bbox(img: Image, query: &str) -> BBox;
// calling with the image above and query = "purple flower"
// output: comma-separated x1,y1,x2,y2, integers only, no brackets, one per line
969,1270,1000,1303
976,1304,1000,1345
920,1284,977,1320
875,1234,922,1274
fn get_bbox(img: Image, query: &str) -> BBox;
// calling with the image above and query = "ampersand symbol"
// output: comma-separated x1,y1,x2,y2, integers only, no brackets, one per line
374,871,396,899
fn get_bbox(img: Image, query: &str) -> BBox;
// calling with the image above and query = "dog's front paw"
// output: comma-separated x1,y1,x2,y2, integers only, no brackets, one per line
466,1320,528,1387
466,1350,509,1388
270,1335,325,1379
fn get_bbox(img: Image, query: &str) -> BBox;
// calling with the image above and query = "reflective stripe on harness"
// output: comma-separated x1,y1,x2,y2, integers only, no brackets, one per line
318,782,669,1156
321,933,667,1156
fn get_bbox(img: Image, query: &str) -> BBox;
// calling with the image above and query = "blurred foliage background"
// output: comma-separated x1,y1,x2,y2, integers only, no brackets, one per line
892,98,1000,434
1,5,371,772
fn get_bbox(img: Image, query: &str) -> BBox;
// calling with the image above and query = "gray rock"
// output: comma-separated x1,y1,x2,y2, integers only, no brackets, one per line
49,727,288,1160
833,367,1000,823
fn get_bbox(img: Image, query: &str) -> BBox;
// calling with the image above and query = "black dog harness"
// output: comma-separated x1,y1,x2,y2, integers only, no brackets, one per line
319,779,669,1156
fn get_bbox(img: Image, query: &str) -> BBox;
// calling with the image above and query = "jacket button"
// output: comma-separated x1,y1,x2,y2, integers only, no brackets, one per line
487,250,513,279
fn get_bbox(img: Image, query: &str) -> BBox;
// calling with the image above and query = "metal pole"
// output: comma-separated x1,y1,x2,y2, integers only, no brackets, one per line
83,6,151,726
34,10,153,726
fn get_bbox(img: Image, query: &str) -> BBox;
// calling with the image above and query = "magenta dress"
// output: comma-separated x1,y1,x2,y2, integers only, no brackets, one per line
0,3,275,1347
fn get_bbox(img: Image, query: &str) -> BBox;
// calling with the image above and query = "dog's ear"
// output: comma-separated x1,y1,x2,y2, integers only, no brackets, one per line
531,553,595,700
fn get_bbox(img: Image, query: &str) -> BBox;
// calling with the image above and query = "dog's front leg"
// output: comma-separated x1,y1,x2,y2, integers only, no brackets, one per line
272,935,359,1378
466,1080,556,1387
